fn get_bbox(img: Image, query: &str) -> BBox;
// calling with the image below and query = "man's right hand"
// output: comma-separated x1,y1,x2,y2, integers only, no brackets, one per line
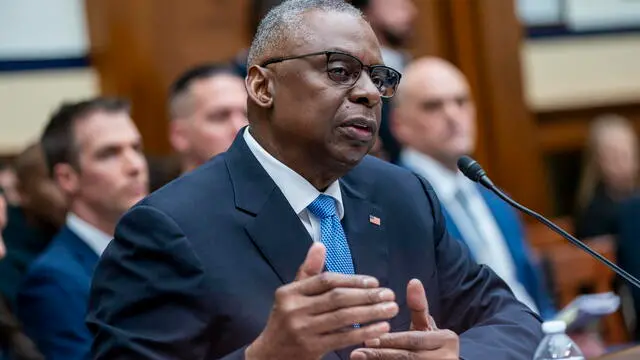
245,242,398,360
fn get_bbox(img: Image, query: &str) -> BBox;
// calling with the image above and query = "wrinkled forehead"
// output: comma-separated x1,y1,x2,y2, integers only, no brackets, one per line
288,10,384,65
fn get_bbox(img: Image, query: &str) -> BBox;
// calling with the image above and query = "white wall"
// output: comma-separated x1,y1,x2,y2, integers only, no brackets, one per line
0,69,98,154
522,34,640,111
0,0,88,59
0,0,94,154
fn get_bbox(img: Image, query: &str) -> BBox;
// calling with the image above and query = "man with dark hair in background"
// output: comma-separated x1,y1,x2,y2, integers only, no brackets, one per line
0,143,66,307
16,97,148,360
169,64,248,174
350,0,416,74
350,0,416,164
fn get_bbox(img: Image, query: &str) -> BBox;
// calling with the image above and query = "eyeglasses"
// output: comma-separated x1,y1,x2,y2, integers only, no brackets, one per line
260,51,401,98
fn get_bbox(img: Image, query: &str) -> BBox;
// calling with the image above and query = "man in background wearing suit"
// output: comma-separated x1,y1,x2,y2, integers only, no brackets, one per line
17,98,148,360
392,56,556,320
169,64,248,174
0,143,66,308
88,1,542,359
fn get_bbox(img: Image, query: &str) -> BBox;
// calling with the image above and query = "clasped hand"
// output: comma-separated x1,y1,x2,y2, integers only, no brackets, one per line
245,243,459,360
350,279,459,360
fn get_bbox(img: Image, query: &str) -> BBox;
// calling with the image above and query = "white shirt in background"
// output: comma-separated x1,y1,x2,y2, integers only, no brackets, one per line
401,148,540,314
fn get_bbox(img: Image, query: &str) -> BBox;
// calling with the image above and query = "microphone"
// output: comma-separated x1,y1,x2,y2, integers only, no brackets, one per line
457,155,640,290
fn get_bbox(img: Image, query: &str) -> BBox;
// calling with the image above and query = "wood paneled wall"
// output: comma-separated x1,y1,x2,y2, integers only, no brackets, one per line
538,103,640,154
86,0,250,156
537,102,640,215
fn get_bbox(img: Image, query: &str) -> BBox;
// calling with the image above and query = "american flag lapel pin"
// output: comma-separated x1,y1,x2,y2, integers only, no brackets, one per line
369,215,381,226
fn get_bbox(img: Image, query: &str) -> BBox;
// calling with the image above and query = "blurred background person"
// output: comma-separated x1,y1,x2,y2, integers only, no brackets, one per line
392,56,607,357
230,0,286,77
0,164,20,207
391,56,556,319
350,0,416,73
16,98,148,360
351,0,417,164
0,143,66,308
575,114,639,239
168,64,248,174
0,194,43,360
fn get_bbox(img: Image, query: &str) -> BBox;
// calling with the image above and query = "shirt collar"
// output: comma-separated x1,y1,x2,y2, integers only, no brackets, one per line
243,127,344,219
401,148,473,202
65,213,112,256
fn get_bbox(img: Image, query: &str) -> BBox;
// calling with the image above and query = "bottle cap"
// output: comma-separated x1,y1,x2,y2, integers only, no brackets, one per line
542,320,567,334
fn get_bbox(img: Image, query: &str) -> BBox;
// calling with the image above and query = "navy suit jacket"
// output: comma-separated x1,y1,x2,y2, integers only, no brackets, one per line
87,134,542,360
17,226,97,360
441,186,557,320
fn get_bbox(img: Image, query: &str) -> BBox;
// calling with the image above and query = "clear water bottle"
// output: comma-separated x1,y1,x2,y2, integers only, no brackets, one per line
533,321,585,360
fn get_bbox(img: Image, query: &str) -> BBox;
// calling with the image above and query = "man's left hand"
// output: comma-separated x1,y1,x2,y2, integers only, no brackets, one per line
350,330,459,360
350,279,459,360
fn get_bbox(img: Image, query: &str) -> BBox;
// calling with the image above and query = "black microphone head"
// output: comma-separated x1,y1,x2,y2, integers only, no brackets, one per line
457,155,486,183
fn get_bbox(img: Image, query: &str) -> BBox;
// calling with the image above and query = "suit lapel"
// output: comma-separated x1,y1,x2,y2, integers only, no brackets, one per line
58,226,100,275
245,190,313,284
334,182,387,360
226,131,312,285
226,133,387,360
340,180,389,287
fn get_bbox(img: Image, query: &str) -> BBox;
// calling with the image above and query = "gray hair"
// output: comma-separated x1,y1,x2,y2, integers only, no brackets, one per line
247,0,363,68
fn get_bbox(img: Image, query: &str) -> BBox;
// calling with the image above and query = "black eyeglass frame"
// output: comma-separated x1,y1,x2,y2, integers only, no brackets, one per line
260,50,401,98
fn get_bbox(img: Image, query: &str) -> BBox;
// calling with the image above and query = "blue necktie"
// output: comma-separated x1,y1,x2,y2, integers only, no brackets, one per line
307,194,355,275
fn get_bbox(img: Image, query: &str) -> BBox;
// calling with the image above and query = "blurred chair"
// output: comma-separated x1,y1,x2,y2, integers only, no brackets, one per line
526,216,575,249
527,219,629,346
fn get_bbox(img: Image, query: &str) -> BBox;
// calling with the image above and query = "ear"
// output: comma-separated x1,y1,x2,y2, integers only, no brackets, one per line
53,163,80,197
169,119,190,154
246,65,274,109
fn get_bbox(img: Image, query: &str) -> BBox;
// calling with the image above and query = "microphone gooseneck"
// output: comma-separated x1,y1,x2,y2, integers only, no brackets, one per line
457,155,640,290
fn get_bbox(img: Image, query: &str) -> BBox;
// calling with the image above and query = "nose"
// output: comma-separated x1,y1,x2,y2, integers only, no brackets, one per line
124,148,146,177
443,100,464,125
348,71,382,108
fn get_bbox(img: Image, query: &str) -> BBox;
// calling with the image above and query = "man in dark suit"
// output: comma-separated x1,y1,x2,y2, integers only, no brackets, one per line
87,1,543,359
16,98,148,360
391,57,556,320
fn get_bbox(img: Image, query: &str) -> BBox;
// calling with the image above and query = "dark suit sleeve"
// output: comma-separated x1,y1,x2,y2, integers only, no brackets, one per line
87,205,248,360
17,268,92,360
417,176,544,360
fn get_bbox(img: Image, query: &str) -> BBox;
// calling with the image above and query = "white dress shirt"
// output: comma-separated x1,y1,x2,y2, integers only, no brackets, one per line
401,148,539,314
66,212,112,256
243,128,344,243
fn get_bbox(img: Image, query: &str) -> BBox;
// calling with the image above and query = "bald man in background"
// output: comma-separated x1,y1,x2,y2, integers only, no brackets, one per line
393,56,611,357
391,57,557,320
